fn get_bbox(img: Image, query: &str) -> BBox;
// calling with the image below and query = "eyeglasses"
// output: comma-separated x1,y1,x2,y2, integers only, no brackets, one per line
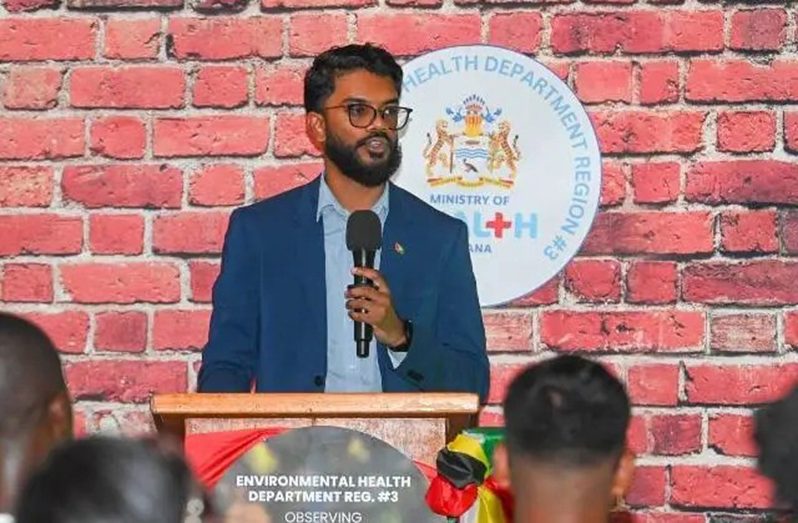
324,103,413,130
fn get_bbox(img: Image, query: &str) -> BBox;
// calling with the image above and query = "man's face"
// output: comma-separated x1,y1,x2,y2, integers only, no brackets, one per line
321,70,403,187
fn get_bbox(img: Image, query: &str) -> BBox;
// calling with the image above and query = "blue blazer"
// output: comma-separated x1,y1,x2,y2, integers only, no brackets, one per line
197,177,489,402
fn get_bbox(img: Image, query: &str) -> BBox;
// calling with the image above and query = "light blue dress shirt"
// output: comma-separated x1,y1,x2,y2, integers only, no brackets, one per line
317,175,405,392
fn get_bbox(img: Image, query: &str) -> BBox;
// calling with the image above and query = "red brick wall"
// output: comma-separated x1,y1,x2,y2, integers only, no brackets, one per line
1,1,797,519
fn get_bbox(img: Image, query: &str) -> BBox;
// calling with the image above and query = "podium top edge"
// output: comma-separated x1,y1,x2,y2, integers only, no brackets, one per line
150,392,480,419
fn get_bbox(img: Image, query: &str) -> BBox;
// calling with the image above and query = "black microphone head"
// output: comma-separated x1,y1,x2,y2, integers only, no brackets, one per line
346,210,382,251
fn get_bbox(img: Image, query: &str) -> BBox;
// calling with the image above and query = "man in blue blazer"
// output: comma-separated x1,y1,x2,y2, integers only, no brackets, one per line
198,44,489,402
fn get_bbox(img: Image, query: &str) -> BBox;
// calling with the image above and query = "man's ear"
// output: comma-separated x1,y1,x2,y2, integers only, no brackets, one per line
492,442,511,489
45,391,73,443
306,112,326,151
611,448,635,500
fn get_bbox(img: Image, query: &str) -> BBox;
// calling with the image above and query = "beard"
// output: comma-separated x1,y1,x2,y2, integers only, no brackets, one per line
324,130,402,188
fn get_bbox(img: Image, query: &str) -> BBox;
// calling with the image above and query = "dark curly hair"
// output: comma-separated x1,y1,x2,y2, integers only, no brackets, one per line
755,385,798,519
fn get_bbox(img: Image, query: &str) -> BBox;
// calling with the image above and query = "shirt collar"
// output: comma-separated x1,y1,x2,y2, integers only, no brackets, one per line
316,174,390,222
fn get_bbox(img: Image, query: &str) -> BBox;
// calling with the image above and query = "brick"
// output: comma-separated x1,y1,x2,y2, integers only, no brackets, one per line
153,212,230,254
3,67,62,109
61,263,181,304
730,9,787,52
0,117,84,160
0,215,82,256
487,362,527,405
386,0,438,6
650,414,702,455
484,312,533,353
23,311,89,354
66,361,187,403
785,211,798,254
785,311,798,348
274,113,319,158
0,19,96,61
626,466,666,507
63,165,182,209
357,14,481,56
68,0,181,8
154,116,270,157
683,261,798,305
487,12,543,54
540,310,704,352
632,162,680,204
671,466,773,509
665,11,724,53
685,363,798,405
265,0,369,8
563,259,621,303
600,161,625,206
104,18,160,60
785,112,798,153
551,12,666,54
70,67,184,109
72,410,87,437
89,214,144,255
153,309,211,351
581,211,713,255
541,61,570,82
3,0,58,11
94,311,147,353
629,514,703,523
167,18,281,61
2,263,52,302
686,161,798,205
687,60,798,103
627,261,678,305
189,261,219,303
288,14,349,57
710,313,776,353
575,62,632,104
477,408,503,427
0,166,52,207
255,65,304,106
90,117,146,160
592,111,705,154
627,364,679,406
508,276,560,307
719,210,778,254
717,111,776,153
709,414,756,457
189,164,244,207
254,162,321,200
193,66,248,109
639,61,679,105
626,415,647,454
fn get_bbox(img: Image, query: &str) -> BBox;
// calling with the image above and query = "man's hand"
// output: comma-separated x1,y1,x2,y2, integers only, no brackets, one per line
345,267,406,347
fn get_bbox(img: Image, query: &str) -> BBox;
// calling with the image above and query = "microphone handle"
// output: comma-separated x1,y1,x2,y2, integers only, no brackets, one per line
352,249,376,358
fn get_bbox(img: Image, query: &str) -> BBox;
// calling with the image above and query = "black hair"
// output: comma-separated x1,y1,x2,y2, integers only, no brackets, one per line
755,385,798,517
0,312,66,436
503,355,631,467
304,43,403,113
15,436,199,523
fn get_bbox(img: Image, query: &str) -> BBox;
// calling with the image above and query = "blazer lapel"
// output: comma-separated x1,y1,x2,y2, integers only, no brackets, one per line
293,177,327,365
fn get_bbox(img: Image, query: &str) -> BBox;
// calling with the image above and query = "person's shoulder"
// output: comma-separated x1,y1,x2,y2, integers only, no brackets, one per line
391,183,465,232
234,179,317,222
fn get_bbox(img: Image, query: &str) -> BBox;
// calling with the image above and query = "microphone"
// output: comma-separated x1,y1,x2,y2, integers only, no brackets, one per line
346,210,382,358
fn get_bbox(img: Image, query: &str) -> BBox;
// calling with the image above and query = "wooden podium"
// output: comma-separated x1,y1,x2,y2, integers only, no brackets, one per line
151,393,479,465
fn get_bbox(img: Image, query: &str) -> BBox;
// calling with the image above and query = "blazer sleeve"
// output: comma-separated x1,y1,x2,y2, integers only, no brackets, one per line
392,220,490,403
197,208,259,392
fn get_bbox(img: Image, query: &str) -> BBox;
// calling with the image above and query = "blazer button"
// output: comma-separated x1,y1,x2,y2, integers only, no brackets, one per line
314,375,324,387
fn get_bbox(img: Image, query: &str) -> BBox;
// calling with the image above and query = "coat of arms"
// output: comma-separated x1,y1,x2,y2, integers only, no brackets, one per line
422,94,522,189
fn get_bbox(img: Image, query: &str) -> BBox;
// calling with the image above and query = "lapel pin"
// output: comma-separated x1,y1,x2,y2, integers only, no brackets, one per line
394,242,405,255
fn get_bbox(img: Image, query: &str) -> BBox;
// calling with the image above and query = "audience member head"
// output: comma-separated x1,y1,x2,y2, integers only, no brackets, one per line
755,384,798,519
0,313,72,513
495,355,634,523
15,436,204,523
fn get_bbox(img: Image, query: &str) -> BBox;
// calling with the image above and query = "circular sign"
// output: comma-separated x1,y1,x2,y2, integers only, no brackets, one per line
213,426,443,523
395,45,602,307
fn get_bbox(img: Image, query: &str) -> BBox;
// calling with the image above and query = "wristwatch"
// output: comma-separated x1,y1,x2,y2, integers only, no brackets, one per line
390,319,413,352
